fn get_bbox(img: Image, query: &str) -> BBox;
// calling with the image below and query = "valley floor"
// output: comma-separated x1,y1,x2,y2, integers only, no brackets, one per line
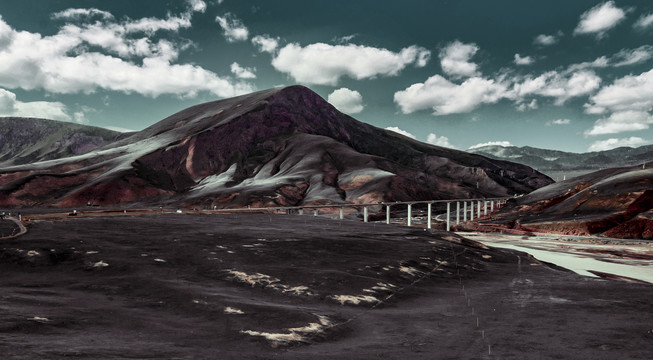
0,213,651,359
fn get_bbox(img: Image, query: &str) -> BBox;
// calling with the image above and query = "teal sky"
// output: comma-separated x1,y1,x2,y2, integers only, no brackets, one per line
0,0,652,153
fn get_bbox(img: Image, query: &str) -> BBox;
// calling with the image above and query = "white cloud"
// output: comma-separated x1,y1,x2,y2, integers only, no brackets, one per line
51,8,114,21
271,43,430,86
516,99,538,111
439,40,479,78
573,1,627,38
569,45,653,71
385,126,416,139
0,14,252,99
327,88,364,114
514,54,534,65
187,0,207,13
0,88,71,121
230,62,256,79
633,13,653,31
426,133,456,149
547,118,571,126
511,70,601,105
585,68,653,114
585,111,653,136
588,137,651,152
468,141,512,150
394,75,508,115
251,34,279,53
73,111,89,124
215,13,248,42
533,33,561,46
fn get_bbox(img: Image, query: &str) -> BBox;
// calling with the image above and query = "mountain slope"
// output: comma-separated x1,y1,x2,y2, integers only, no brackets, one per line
466,165,653,239
0,117,125,167
469,144,653,178
0,86,553,208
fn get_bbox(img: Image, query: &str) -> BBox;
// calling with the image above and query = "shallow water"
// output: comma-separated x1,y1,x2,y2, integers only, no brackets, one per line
462,233,653,284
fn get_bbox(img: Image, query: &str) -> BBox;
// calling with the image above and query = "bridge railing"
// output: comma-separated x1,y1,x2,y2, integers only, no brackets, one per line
207,197,511,231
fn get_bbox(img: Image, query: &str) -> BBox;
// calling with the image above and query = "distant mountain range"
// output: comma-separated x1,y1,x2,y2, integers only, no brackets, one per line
0,86,552,208
0,117,127,167
468,144,653,179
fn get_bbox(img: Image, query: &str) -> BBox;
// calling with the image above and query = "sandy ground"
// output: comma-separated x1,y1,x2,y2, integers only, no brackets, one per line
0,213,651,359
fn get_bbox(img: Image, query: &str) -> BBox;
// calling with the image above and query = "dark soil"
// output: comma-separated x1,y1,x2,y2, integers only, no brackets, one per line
0,213,651,359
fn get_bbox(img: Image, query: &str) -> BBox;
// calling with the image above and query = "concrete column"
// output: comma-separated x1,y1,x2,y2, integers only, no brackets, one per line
339,207,344,220
407,204,412,227
491,201,494,212
298,209,304,215
463,202,467,222
477,201,481,218
456,201,460,225
427,203,432,229
446,202,450,232
363,206,369,223
484,201,488,216
314,209,319,216
470,202,474,221
386,205,391,224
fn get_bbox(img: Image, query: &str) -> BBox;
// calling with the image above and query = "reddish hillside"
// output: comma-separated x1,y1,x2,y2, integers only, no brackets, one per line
0,86,552,208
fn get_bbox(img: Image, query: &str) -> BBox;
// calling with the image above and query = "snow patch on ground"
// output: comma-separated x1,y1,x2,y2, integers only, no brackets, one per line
240,315,331,347
329,294,379,305
224,306,244,315
226,270,315,296
399,266,421,276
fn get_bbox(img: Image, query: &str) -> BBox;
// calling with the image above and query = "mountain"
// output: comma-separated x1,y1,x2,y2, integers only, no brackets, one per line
468,144,653,179
0,117,126,167
0,86,553,208
464,165,653,239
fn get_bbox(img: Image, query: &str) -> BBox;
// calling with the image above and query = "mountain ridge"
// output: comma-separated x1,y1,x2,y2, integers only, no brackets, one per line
0,86,553,208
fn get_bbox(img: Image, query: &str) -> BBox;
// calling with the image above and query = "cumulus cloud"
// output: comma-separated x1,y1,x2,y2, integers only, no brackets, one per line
588,137,651,152
585,111,653,136
516,99,538,111
0,88,71,121
514,54,534,65
585,68,653,114
215,13,249,42
468,141,512,150
327,88,364,114
569,45,653,71
394,75,507,115
634,13,653,31
511,70,602,105
0,12,251,99
271,43,430,86
573,1,627,38
251,34,279,53
385,126,416,139
230,62,256,79
547,119,571,126
533,33,561,46
426,133,456,149
439,40,479,78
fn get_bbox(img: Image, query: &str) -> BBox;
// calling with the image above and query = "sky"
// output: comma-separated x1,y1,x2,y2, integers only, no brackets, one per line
0,0,652,153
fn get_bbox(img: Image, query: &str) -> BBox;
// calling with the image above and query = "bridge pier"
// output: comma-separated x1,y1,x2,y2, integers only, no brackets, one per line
463,202,467,222
339,207,344,220
491,201,494,212
470,202,474,221
477,200,481,218
386,205,391,224
407,204,412,227
427,203,432,229
363,206,369,222
484,201,488,216
446,202,450,231
314,209,319,216
456,201,460,225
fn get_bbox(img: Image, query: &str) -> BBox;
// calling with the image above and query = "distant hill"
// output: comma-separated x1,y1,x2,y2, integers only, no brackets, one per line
0,118,126,167
0,86,552,208
463,165,653,239
468,144,653,179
